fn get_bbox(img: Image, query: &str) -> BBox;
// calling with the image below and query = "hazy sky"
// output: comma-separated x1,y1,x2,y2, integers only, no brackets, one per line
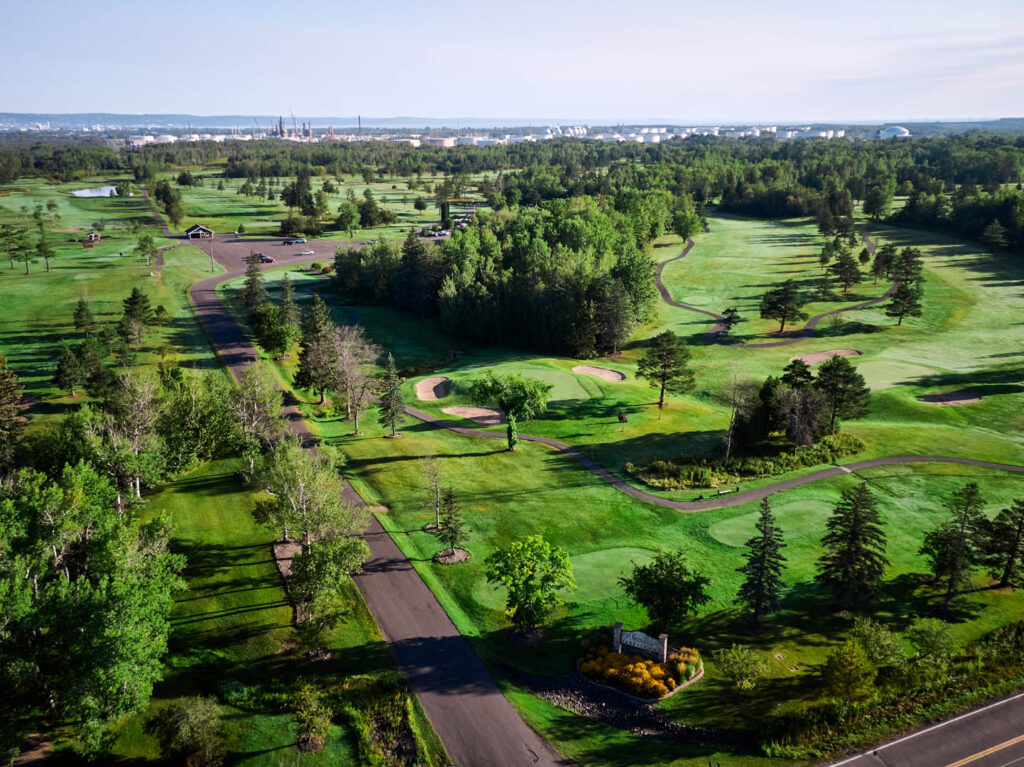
2,0,1023,122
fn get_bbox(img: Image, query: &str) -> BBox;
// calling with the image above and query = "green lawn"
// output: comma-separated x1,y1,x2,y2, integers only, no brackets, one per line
105,458,447,765
0,177,218,426
174,170,482,241
261,211,1024,765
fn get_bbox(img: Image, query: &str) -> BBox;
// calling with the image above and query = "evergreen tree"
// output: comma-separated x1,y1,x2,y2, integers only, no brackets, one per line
735,497,787,623
0,351,24,472
816,483,889,610
872,242,897,284
982,219,1009,249
719,307,744,338
636,331,694,409
377,353,406,437
437,488,469,559
891,247,924,286
122,287,155,325
814,355,870,431
920,482,987,610
885,282,923,325
781,358,814,388
74,297,94,335
294,295,337,404
828,249,862,292
981,499,1024,588
53,342,86,395
759,279,808,333
239,253,269,310
279,273,300,331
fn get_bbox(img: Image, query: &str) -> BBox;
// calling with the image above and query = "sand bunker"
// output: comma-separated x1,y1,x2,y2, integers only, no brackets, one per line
442,406,504,426
572,365,626,382
790,349,862,366
918,391,982,406
416,376,451,401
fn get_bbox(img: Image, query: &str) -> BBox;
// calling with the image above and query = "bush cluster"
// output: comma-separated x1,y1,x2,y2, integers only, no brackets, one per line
578,644,701,699
635,433,864,490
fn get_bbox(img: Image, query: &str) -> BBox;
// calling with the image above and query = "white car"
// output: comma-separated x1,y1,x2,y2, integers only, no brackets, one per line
297,249,315,256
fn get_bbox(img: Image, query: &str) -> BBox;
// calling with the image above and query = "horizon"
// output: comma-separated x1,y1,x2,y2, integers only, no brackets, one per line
2,0,1021,121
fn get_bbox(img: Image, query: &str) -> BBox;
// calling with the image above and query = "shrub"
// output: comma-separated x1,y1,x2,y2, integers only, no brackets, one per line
579,644,701,698
821,640,876,702
714,645,769,692
147,696,225,767
293,685,333,753
637,434,865,489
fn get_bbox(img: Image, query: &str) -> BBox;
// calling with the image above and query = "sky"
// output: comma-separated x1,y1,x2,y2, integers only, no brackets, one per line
2,0,1023,123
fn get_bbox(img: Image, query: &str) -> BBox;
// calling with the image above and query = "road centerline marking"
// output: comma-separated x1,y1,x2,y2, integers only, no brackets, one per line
945,733,1024,767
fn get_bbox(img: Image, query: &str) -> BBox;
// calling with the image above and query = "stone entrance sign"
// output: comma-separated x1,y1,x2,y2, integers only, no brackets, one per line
613,622,668,663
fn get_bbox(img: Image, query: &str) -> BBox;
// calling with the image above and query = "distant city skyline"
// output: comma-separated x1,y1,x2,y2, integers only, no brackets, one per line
1,0,1022,122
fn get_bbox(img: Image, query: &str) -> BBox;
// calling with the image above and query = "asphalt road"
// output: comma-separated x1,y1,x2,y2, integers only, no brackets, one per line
186,235,566,767
831,690,1024,767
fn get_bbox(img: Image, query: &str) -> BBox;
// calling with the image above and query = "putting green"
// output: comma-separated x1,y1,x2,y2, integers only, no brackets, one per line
681,294,714,307
709,500,835,547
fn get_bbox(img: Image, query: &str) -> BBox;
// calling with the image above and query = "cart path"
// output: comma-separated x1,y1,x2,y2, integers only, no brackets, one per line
188,247,566,767
657,229,900,347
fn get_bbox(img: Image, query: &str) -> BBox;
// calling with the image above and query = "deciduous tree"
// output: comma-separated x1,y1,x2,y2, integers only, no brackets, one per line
485,535,575,632
619,549,710,632
470,371,553,451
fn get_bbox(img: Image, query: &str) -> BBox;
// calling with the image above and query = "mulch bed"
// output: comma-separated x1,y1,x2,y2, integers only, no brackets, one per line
435,547,470,564
496,664,735,747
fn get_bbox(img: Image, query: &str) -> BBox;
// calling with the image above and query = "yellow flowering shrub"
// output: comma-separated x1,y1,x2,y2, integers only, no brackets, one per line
578,644,701,699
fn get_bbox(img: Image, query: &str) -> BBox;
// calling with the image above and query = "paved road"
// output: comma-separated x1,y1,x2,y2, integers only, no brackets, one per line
185,235,565,767
657,228,900,348
831,690,1024,767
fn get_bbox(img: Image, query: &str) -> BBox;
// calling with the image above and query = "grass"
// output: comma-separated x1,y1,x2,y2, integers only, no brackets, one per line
268,211,1024,764
0,176,219,426
103,457,447,765
174,170,482,242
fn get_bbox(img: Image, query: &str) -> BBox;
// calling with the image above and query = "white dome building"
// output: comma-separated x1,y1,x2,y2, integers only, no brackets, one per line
878,125,911,139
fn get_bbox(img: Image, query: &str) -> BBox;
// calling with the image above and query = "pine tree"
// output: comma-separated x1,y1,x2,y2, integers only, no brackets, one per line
885,282,923,325
636,331,694,409
239,253,269,310
720,307,744,338
36,233,55,272
920,482,987,610
53,343,85,395
377,353,406,437
0,351,24,472
294,296,337,405
74,297,94,335
735,497,787,623
759,279,808,333
982,500,1024,588
814,355,870,431
816,483,889,610
828,249,862,292
122,287,155,325
279,273,300,331
982,219,1009,250
437,488,469,559
891,247,924,286
781,359,814,388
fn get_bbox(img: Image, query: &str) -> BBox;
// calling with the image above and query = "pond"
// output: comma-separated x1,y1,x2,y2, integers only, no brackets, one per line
72,186,117,198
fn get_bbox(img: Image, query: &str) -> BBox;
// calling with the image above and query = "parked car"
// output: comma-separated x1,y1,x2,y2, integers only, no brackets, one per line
283,239,298,245
282,237,306,245
258,255,275,263
297,249,314,256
